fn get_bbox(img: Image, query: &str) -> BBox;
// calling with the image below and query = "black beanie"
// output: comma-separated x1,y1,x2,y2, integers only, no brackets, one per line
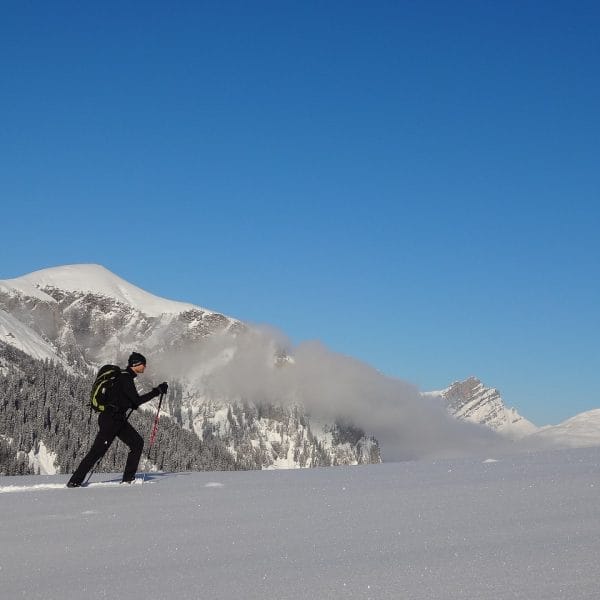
128,352,147,367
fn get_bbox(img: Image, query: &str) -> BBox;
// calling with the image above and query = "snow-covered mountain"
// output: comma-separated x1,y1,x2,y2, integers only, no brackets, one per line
2,264,598,473
0,264,380,471
527,409,600,448
425,376,600,450
3,264,203,317
424,376,538,439
0,264,244,368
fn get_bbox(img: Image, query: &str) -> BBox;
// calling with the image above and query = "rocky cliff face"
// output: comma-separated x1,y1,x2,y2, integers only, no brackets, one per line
425,376,538,438
0,265,381,470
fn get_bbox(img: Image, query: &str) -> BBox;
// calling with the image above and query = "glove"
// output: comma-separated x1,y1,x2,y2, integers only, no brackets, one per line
156,382,168,395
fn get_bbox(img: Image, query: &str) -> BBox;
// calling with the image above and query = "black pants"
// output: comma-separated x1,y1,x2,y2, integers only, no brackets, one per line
69,411,144,484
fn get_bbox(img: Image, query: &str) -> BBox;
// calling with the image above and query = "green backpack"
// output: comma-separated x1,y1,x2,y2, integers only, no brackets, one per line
90,365,123,412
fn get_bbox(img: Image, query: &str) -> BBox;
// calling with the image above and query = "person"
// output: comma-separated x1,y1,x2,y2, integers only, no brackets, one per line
67,352,168,487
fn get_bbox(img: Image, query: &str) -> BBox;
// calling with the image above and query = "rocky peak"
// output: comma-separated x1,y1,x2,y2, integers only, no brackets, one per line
429,377,538,438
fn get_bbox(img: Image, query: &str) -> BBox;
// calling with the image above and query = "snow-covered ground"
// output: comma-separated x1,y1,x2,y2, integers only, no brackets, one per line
1,447,600,599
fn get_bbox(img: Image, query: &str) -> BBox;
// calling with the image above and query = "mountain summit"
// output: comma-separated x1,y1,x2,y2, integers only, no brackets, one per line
0,263,244,368
2,263,209,317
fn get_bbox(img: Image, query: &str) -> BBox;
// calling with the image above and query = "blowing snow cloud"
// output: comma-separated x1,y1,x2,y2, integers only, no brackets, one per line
160,327,510,462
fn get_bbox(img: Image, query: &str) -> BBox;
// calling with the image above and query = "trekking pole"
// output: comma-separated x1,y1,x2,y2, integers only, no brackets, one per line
147,392,165,458
84,409,133,486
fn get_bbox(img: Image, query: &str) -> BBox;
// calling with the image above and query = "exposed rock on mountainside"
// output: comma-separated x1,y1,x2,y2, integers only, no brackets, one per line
425,376,538,438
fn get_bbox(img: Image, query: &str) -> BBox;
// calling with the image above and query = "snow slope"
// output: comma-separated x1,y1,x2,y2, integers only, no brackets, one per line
0,309,62,364
1,447,600,599
1,263,206,317
528,409,600,448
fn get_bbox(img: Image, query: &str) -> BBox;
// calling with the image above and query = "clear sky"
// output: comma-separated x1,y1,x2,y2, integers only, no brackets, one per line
1,1,599,426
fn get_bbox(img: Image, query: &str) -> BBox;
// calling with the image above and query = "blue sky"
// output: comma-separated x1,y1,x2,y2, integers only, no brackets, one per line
1,1,599,425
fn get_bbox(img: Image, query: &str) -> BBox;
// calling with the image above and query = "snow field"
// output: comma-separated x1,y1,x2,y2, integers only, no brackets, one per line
1,447,600,599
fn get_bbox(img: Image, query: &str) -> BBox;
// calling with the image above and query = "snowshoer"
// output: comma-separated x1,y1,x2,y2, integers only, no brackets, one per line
67,352,168,487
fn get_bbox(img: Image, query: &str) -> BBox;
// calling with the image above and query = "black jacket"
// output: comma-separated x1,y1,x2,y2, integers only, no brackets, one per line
111,367,160,414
